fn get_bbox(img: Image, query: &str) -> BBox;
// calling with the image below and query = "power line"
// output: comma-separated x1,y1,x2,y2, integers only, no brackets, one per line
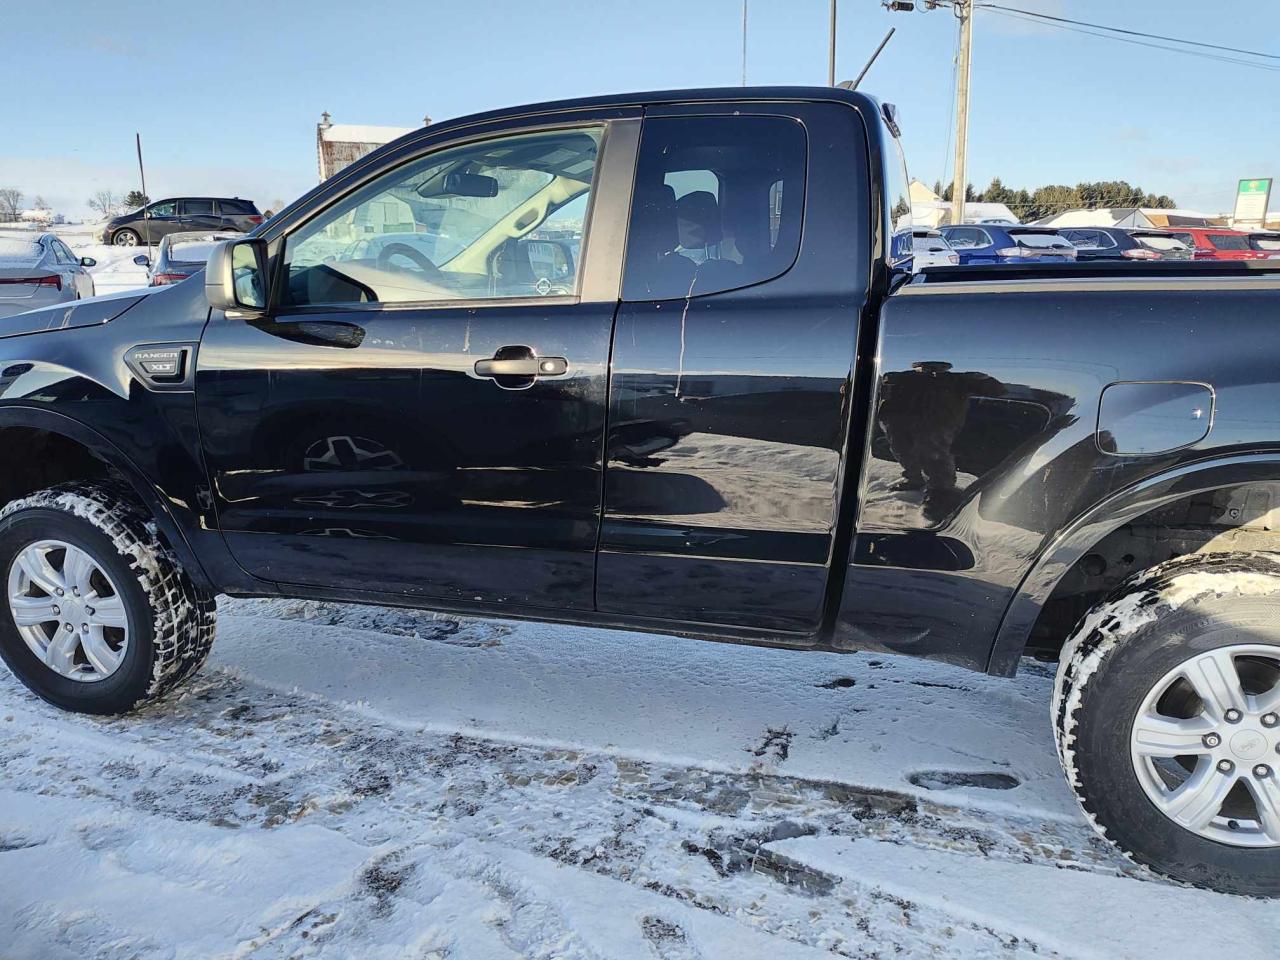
976,3,1279,61
979,6,1280,72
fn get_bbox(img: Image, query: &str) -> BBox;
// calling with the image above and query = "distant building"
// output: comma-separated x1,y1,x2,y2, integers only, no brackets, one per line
1033,208,1227,229
907,180,1019,227
316,112,429,182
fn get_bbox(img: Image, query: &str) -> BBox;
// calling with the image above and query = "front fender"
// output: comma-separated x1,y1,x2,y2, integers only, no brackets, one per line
0,405,214,590
988,452,1280,675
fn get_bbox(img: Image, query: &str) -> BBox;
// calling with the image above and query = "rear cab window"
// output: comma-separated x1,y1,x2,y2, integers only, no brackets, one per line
622,115,806,301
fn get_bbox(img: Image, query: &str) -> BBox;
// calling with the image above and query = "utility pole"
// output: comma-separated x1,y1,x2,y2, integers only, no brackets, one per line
883,0,976,225
742,0,748,86
951,0,974,225
828,0,838,85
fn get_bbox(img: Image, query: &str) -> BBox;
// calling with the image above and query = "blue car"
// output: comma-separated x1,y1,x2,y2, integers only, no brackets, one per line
939,224,1078,265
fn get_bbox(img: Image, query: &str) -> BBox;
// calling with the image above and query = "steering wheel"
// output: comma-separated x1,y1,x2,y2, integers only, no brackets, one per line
376,242,443,282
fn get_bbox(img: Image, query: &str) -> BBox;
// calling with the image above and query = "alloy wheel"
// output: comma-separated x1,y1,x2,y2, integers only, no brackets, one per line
6,539,130,682
1130,644,1280,848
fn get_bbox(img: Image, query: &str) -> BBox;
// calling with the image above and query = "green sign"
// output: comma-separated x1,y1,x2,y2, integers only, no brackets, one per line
1234,177,1273,226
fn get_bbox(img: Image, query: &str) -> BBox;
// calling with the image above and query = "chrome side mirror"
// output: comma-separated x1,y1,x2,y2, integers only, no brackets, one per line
206,238,268,315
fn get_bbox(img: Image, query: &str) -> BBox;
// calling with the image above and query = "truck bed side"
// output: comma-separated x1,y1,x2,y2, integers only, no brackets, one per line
837,274,1280,671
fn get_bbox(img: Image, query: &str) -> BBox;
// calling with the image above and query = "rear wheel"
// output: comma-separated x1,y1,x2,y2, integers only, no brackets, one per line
1054,553,1280,896
0,483,215,714
112,229,139,247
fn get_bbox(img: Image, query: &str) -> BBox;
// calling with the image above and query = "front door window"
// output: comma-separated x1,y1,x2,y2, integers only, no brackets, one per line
283,127,603,307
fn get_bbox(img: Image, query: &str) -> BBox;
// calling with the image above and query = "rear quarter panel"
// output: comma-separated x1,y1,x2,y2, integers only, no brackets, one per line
838,277,1280,670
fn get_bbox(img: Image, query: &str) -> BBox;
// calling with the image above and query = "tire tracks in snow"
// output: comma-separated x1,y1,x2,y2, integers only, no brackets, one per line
2,660,1100,958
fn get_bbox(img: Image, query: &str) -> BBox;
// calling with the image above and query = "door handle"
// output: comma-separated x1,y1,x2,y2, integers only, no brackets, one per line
474,345,568,388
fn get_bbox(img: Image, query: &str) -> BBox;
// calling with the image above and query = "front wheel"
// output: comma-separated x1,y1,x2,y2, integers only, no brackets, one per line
112,229,140,247
1054,553,1280,896
0,483,215,714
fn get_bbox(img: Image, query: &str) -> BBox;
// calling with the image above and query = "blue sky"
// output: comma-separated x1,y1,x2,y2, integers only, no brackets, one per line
2,0,1276,218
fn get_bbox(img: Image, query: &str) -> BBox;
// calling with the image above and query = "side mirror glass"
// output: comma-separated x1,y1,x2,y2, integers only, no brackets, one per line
80,257,98,268
132,255,149,267
206,238,268,314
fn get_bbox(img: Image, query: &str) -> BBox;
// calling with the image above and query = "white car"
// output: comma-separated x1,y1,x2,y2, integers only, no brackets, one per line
0,233,96,319
911,228,959,269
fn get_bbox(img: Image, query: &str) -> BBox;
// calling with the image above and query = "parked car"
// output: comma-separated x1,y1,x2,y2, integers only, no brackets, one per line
940,224,1077,264
6,86,1280,897
0,232,95,319
1249,232,1280,259
133,231,240,286
911,228,959,268
98,198,262,247
1165,227,1263,261
1060,226,1191,261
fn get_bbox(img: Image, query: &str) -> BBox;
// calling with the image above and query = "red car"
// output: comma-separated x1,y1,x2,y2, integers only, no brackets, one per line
1166,227,1266,261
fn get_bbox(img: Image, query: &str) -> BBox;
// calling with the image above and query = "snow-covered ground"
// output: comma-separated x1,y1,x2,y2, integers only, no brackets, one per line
3,597,1278,959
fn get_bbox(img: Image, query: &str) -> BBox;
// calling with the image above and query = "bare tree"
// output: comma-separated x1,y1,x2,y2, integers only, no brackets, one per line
0,188,23,222
87,190,119,219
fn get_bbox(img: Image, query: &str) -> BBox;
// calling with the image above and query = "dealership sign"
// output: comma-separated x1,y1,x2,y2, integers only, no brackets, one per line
1233,178,1273,228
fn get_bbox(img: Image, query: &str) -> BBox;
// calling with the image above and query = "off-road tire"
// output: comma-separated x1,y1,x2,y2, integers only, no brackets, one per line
0,482,215,714
1053,552,1280,897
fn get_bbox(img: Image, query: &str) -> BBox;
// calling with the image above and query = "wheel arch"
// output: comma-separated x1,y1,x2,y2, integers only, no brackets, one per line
0,406,212,591
988,453,1280,676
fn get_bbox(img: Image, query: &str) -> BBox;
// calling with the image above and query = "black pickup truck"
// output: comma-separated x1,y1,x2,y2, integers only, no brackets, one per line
3,87,1280,895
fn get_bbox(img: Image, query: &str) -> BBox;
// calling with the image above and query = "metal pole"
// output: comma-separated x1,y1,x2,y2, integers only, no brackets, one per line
951,0,973,226
741,0,748,85
135,133,154,261
828,0,838,86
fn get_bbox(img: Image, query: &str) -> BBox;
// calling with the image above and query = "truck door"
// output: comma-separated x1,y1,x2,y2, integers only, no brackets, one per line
597,103,872,635
195,116,638,611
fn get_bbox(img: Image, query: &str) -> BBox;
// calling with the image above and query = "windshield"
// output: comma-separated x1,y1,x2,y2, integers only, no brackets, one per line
884,118,913,270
